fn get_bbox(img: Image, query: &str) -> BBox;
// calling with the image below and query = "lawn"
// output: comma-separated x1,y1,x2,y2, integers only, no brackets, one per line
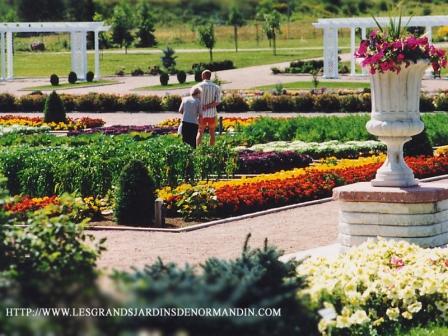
404,326,448,335
255,80,370,90
14,49,325,77
21,79,119,91
133,80,198,91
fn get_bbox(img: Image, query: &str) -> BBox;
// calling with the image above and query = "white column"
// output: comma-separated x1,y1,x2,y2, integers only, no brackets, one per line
426,26,432,43
6,31,13,80
71,31,87,80
350,27,356,76
323,27,339,79
0,33,5,81
94,30,100,80
361,27,367,76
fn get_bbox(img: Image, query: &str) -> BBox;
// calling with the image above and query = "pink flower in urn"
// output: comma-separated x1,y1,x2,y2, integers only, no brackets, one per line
356,40,369,57
397,53,405,62
390,256,405,268
392,41,403,49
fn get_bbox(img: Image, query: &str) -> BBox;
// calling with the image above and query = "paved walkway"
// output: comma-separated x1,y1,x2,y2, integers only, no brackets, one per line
91,200,339,271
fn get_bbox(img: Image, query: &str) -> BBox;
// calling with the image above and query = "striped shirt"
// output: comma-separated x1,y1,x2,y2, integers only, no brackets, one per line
194,80,221,118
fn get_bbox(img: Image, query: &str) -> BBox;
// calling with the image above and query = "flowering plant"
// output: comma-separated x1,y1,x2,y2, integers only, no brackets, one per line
355,18,447,74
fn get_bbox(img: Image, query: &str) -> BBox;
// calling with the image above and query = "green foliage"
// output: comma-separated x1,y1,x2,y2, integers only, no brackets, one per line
68,71,77,84
160,46,177,71
162,94,182,111
159,72,169,86
112,236,317,335
404,129,434,157
0,134,238,198
50,74,59,86
228,6,246,52
177,70,187,84
115,160,155,226
43,91,66,123
86,71,94,82
110,1,134,53
219,93,249,112
263,11,281,55
197,23,216,62
194,141,238,180
135,0,157,47
176,185,218,220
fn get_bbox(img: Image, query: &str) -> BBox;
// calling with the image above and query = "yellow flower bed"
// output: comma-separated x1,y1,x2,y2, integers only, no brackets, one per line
157,155,385,200
298,239,448,335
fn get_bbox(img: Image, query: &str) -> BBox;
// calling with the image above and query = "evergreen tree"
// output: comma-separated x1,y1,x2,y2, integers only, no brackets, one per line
136,0,157,47
111,2,134,54
227,6,245,52
197,23,216,62
115,160,156,227
43,91,66,123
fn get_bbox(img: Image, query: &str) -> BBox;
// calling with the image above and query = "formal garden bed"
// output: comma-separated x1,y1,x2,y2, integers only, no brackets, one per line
2,89,448,113
1,111,448,227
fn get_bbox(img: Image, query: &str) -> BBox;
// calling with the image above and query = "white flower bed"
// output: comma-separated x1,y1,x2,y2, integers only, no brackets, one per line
298,239,448,335
0,125,51,136
235,140,386,159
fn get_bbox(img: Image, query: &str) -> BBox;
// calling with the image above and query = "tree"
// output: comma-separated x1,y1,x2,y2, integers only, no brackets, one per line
263,11,281,56
160,47,177,71
18,0,64,21
136,0,157,48
44,91,66,123
197,23,216,62
227,6,246,52
110,3,134,54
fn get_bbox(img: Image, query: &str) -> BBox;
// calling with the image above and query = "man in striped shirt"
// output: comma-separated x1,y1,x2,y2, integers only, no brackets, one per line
194,70,221,146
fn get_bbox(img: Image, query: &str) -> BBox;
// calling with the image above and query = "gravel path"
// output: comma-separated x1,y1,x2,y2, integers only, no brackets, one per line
91,201,339,271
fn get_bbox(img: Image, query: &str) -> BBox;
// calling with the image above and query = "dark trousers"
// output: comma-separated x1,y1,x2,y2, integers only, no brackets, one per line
181,122,198,149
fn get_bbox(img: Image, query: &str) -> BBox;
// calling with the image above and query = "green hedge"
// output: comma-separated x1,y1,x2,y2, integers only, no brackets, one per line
237,113,448,146
0,92,443,113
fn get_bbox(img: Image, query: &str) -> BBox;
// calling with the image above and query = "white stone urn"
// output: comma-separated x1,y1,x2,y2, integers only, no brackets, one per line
366,60,428,187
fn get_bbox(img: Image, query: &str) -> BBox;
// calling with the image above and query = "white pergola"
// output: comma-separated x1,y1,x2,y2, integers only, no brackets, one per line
313,16,448,78
0,22,109,81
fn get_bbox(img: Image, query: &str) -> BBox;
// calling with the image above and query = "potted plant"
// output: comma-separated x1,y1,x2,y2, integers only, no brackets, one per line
355,16,447,187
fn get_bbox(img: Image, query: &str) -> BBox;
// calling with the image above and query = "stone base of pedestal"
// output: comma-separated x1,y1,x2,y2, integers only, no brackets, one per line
333,181,448,249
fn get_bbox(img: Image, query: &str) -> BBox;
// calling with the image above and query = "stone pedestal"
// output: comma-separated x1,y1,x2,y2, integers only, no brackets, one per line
333,181,448,249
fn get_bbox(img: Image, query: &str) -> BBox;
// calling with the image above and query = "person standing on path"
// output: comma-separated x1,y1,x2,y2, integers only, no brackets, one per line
178,87,202,148
195,70,221,146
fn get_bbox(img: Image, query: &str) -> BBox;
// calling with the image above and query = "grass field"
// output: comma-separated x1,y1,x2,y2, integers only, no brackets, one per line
21,80,119,91
255,80,370,90
403,326,448,336
13,49,325,77
134,80,197,91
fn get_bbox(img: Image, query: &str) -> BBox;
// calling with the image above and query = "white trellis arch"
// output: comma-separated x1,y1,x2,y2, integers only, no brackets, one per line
0,22,109,81
313,15,448,79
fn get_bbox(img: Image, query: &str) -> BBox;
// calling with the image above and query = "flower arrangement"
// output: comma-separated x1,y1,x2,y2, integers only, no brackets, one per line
298,239,448,335
355,17,447,74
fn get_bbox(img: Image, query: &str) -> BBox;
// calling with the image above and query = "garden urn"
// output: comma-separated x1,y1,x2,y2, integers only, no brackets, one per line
366,61,428,187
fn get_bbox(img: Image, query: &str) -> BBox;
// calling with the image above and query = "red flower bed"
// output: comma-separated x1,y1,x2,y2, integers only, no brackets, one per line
215,156,448,216
4,195,58,214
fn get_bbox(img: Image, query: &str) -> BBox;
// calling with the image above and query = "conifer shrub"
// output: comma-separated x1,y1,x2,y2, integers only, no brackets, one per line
43,91,66,123
159,72,169,86
68,71,78,84
115,160,156,226
50,74,59,86
86,71,95,82
404,129,434,157
176,70,187,84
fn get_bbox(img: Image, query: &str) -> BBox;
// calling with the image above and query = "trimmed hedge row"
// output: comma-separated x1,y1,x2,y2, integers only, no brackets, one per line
0,92,443,113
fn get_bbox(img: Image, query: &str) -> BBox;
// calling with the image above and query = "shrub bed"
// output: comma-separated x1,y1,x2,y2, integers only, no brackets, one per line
0,115,104,130
0,91,444,113
191,60,234,72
